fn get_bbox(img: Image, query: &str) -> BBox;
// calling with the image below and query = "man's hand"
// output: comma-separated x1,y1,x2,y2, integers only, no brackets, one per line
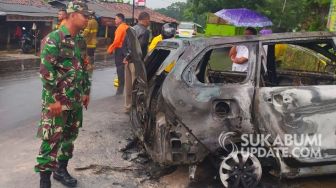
82,95,90,110
48,101,62,117
232,57,248,64
123,58,129,65
107,46,114,55
230,55,236,63
84,56,90,65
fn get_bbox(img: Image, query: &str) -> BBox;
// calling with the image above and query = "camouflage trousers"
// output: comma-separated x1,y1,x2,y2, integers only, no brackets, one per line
34,106,83,172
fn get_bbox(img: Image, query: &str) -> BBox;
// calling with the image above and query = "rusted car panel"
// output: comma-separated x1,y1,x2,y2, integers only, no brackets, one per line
129,31,336,186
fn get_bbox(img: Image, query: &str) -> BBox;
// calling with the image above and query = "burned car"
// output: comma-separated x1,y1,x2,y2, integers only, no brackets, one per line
127,30,336,187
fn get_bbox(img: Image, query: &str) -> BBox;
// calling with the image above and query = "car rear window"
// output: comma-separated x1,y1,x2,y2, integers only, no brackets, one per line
179,23,194,30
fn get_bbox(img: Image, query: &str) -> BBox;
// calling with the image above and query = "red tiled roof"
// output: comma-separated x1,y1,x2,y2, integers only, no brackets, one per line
98,2,177,23
0,0,50,8
1,0,177,23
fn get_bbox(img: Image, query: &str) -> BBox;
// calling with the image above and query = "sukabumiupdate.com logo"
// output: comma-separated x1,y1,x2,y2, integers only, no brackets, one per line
219,132,323,158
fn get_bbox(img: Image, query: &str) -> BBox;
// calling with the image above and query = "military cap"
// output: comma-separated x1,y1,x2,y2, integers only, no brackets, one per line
66,1,90,16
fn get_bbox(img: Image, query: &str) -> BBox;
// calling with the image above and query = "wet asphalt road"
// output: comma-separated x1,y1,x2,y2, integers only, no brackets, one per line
0,65,116,133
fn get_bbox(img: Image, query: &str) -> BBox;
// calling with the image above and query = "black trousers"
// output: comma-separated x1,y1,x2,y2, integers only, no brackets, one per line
116,64,125,94
87,48,95,64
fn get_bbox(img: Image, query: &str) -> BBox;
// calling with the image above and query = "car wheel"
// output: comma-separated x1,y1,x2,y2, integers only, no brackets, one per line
219,151,262,188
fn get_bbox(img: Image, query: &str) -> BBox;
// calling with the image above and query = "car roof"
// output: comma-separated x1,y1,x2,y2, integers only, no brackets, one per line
188,31,336,46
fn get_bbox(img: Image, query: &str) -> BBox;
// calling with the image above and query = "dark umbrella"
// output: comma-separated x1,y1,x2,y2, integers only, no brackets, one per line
215,8,273,27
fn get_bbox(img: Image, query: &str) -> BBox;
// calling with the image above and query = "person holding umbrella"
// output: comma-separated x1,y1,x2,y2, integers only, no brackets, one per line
229,27,257,72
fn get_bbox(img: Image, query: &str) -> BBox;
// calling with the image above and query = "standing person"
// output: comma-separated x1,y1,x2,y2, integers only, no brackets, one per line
229,27,257,72
107,13,129,95
148,23,176,53
123,12,150,113
132,12,151,59
14,24,23,46
35,2,91,188
82,10,98,71
56,8,67,30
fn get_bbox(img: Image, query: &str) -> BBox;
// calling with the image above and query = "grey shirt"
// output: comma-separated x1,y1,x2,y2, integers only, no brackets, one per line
133,23,150,60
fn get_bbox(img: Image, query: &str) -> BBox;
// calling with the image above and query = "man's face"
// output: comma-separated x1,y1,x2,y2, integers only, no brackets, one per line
71,12,89,30
58,11,67,21
115,16,123,26
244,29,254,36
142,18,151,28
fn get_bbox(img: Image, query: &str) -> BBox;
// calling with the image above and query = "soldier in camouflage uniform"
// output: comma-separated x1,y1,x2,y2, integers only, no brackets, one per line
35,2,91,188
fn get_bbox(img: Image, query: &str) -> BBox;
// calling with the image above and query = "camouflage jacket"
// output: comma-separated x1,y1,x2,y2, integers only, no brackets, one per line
40,25,91,110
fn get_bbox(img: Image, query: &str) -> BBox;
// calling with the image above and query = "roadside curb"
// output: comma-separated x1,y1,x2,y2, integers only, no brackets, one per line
0,52,114,74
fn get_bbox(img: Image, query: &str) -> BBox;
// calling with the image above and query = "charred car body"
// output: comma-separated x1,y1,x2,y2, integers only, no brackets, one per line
127,30,336,187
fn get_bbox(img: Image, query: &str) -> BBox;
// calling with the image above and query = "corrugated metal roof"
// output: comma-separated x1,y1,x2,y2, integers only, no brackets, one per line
0,1,57,15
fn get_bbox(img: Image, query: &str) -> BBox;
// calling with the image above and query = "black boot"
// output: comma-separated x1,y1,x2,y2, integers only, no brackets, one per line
40,171,51,188
53,160,77,187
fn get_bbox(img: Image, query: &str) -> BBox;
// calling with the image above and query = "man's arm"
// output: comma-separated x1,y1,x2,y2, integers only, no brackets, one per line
82,57,91,109
107,25,126,54
148,35,162,53
231,46,249,64
40,34,68,115
232,57,248,64
82,21,91,38
138,30,150,58
229,46,237,58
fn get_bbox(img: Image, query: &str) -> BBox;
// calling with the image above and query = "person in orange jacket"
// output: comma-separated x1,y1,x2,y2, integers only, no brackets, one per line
107,13,129,95
55,8,67,30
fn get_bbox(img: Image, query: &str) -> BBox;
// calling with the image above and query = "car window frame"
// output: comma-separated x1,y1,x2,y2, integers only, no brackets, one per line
257,37,336,88
182,42,259,87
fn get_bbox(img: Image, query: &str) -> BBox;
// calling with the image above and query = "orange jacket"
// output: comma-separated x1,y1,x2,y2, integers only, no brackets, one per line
107,23,129,54
55,19,66,30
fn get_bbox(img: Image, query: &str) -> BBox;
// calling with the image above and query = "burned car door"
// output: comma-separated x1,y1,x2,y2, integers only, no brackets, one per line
161,42,259,153
126,28,147,85
130,37,187,140
255,38,336,165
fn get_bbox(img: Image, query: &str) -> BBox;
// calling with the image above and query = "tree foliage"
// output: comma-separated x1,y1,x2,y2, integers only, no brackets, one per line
155,1,207,27
157,0,332,32
155,2,188,22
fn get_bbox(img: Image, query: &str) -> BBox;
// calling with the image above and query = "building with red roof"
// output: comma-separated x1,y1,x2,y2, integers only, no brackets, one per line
0,0,178,50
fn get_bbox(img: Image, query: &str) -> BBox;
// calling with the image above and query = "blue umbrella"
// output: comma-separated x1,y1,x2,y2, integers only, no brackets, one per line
215,8,273,27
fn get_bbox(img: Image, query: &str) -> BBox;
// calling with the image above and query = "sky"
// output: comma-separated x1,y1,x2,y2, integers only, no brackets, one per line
145,0,186,9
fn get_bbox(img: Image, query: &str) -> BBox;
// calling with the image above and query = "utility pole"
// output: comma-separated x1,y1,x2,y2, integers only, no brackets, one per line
132,0,135,26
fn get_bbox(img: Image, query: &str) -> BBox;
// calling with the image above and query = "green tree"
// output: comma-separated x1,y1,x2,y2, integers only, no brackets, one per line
257,0,330,31
155,2,189,22
155,1,207,26
186,0,331,32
